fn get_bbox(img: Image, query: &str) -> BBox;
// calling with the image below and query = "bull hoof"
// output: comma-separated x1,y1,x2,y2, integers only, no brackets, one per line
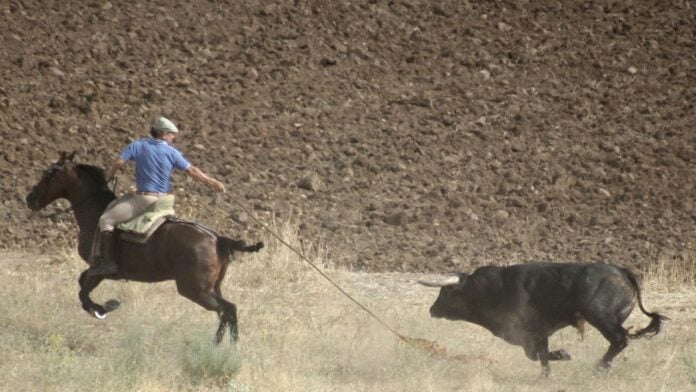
550,349,571,361
594,361,612,375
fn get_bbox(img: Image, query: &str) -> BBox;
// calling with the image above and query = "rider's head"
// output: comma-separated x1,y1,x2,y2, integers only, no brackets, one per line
150,116,179,139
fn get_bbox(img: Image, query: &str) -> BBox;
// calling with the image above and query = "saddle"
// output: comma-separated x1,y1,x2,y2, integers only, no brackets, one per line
111,194,220,244
114,195,175,244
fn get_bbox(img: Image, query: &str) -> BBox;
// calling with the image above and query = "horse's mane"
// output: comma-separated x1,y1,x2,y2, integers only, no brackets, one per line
75,164,109,189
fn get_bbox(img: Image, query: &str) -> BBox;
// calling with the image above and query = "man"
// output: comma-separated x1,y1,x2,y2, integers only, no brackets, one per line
90,116,226,275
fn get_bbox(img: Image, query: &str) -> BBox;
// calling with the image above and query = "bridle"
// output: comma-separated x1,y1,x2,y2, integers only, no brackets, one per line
36,163,117,219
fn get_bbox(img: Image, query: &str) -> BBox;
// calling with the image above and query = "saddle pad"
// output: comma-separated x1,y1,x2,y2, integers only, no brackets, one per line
119,216,219,245
116,194,176,234
119,216,170,244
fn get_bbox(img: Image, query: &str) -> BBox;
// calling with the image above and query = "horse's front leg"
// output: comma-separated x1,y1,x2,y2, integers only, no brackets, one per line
78,269,120,319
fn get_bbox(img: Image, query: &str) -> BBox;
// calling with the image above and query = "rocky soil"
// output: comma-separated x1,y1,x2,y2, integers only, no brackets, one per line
1,0,694,272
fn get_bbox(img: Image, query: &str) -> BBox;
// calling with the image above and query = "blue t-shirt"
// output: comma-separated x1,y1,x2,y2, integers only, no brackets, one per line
119,138,191,193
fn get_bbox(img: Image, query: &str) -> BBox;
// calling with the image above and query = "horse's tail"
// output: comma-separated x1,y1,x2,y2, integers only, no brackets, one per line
621,268,670,339
217,236,264,261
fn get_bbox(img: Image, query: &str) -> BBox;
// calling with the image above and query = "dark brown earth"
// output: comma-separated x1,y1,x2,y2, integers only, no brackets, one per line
1,1,694,273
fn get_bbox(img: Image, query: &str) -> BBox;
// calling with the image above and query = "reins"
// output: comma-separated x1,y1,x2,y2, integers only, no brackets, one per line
38,205,75,219
38,178,118,219
227,194,453,358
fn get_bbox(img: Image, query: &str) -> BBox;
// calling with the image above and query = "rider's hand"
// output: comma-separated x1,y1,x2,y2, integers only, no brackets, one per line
213,179,226,193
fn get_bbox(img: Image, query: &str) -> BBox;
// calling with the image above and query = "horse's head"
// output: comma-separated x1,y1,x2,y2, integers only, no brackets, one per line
26,151,78,211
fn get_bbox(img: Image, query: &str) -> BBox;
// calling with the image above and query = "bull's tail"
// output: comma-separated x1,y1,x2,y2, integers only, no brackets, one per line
622,268,670,339
217,236,264,261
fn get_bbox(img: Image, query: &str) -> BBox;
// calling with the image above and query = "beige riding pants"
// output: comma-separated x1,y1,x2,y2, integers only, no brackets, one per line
98,193,160,232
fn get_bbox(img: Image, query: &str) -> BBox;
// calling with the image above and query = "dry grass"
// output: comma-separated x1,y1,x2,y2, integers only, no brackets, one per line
1,218,695,391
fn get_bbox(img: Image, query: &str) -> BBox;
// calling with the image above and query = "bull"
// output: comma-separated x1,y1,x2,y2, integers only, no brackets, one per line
419,262,668,376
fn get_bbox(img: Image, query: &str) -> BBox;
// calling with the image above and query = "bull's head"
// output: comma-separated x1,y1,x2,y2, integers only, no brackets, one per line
419,273,471,320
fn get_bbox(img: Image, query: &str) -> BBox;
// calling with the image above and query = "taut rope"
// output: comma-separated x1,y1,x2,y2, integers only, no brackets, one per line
227,195,455,358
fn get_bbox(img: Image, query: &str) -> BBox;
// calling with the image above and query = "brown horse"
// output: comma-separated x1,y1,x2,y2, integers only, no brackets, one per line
26,151,263,343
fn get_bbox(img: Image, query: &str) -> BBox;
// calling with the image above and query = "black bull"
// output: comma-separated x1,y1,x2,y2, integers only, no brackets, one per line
419,262,668,376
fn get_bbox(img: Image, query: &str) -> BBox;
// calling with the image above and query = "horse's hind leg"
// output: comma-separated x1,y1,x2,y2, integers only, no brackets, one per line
208,295,238,344
212,297,238,344
178,285,239,344
218,297,238,343
213,275,238,343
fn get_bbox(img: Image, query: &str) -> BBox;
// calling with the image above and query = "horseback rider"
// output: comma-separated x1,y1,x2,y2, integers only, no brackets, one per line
90,116,226,275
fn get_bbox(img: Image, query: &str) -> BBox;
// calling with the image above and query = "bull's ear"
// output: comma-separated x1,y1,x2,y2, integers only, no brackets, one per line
418,275,460,287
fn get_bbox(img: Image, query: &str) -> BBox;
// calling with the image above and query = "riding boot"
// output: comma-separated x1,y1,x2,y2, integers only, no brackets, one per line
89,231,102,266
90,231,119,276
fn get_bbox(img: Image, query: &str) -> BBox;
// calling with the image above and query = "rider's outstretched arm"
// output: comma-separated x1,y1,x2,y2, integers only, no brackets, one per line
185,165,226,193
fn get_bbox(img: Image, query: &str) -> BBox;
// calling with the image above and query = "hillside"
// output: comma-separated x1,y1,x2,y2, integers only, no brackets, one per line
1,0,694,272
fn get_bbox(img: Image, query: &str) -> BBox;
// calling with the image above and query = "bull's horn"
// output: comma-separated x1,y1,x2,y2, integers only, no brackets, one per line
417,275,460,287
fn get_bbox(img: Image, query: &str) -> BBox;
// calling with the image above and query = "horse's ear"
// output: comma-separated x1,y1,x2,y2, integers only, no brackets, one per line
67,151,76,161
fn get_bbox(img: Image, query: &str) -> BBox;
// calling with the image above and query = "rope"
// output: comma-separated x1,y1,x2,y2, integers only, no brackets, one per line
230,196,496,365
228,195,411,342
228,196,485,361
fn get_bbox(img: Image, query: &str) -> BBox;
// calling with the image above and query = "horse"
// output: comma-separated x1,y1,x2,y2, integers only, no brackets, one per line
25,151,264,343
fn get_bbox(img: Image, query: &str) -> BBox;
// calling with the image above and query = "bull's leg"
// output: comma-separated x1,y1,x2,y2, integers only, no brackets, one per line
598,328,628,369
522,342,538,360
535,337,552,377
586,317,629,369
521,335,552,377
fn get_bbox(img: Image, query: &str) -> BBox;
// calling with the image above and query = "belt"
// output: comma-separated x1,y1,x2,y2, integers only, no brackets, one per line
135,191,168,196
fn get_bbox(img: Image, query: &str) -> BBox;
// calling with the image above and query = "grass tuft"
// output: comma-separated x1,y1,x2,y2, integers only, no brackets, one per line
111,326,148,388
178,331,242,386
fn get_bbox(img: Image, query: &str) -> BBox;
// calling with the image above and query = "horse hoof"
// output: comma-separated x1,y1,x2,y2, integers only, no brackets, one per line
104,299,120,312
93,310,107,319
